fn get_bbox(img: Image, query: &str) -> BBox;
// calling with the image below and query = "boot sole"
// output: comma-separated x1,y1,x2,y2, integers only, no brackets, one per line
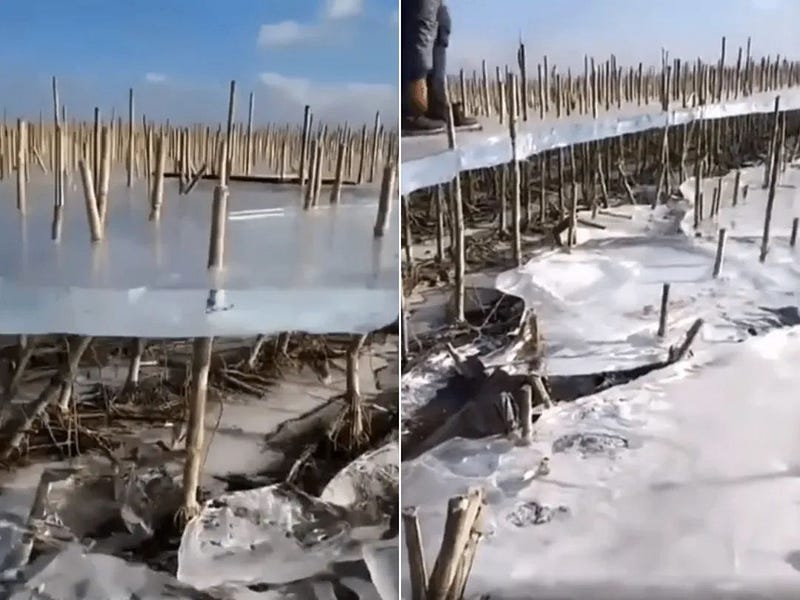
402,123,483,138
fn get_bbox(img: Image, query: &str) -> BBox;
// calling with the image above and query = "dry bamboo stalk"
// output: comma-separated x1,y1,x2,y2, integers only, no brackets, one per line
658,282,670,337
369,111,381,183
428,488,484,600
244,335,268,370
373,161,396,237
245,91,254,175
507,73,522,265
330,140,345,204
403,195,414,266
184,163,207,195
435,185,445,262
531,373,553,409
304,138,317,210
518,42,528,122
56,380,73,415
78,160,103,242
403,507,428,600
16,119,27,214
299,105,311,186
713,228,727,278
0,336,93,461
693,153,703,228
93,107,101,193
447,503,484,600
312,140,324,206
125,338,146,390
224,80,236,175
208,142,229,270
357,124,368,184
149,133,166,221
145,119,153,188
568,146,578,248
344,333,368,445
2,336,39,404
518,383,532,444
207,180,230,268
32,147,47,174
181,336,213,520
760,96,782,263
98,126,111,226
443,84,466,323
7,466,61,570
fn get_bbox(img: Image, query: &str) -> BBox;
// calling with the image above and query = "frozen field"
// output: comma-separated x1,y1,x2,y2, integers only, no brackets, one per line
402,162,800,598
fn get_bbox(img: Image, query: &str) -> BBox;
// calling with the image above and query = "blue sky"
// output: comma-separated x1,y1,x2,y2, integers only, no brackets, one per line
448,0,800,73
0,0,398,124
2,0,798,125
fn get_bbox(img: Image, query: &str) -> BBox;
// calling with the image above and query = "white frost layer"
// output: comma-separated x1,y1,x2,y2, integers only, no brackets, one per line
403,327,800,597
402,165,800,596
401,88,800,196
495,163,800,374
0,177,398,336
0,284,396,337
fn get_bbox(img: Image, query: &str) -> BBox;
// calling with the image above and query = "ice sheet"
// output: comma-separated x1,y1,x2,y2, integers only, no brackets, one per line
5,543,209,600
0,175,398,336
403,328,800,598
177,484,382,589
494,164,800,374
402,165,800,597
401,88,800,196
363,542,399,600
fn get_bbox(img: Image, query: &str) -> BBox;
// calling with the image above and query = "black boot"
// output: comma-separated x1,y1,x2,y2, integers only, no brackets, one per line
426,72,477,127
402,114,446,135
447,101,479,128
402,78,446,136
427,99,479,128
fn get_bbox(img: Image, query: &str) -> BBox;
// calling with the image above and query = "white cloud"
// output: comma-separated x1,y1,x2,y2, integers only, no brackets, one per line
751,0,781,10
257,0,370,48
259,71,396,124
257,20,314,46
144,72,167,84
324,0,364,20
259,72,312,99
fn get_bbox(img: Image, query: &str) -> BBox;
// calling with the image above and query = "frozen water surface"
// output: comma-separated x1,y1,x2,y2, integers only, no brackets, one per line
0,174,398,336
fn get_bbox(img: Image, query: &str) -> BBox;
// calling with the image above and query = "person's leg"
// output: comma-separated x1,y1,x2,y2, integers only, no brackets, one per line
425,3,478,127
401,0,444,131
427,2,450,115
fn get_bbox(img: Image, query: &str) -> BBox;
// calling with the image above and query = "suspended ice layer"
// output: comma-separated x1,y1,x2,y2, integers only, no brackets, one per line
400,87,800,196
0,177,398,336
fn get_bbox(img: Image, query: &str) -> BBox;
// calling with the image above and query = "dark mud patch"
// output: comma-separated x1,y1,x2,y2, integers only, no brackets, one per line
732,305,800,337
406,303,800,459
506,501,570,528
552,432,630,458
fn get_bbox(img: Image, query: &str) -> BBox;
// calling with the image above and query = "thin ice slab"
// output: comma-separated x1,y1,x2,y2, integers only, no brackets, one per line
176,483,392,590
401,88,800,195
0,176,398,336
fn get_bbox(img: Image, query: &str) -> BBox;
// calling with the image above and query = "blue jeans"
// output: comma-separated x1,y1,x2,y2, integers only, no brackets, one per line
401,0,450,116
